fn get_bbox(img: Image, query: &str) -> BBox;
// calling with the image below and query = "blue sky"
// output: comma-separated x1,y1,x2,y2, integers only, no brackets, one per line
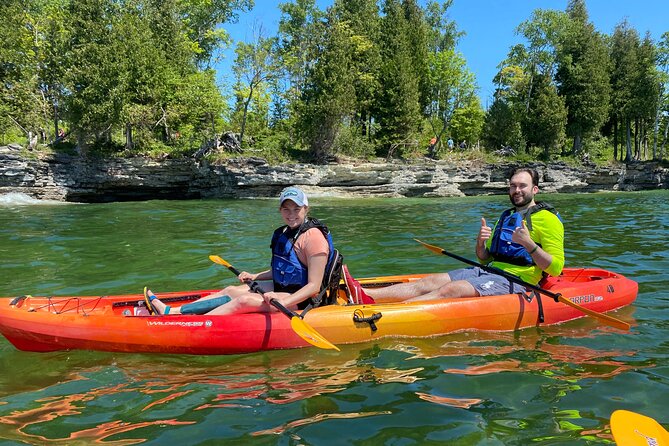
219,0,668,106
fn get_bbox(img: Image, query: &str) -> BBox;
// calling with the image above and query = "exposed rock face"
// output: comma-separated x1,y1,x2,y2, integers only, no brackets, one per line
1,146,666,202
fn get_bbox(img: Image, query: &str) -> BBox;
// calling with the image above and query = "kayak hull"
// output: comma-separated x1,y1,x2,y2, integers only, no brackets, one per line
0,268,638,355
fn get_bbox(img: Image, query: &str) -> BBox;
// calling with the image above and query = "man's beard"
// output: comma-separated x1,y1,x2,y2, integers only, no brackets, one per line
509,193,533,208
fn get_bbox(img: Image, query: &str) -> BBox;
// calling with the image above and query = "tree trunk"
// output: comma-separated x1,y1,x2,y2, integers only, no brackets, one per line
613,117,618,160
653,82,662,160
125,123,133,150
625,118,632,162
239,86,254,151
661,116,669,160
635,117,642,160
53,103,59,143
572,132,582,155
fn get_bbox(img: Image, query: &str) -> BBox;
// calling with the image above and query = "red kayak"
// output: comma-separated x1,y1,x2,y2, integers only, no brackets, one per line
0,268,637,355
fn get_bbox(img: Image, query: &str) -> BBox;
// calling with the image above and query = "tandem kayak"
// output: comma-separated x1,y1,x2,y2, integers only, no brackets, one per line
0,268,637,355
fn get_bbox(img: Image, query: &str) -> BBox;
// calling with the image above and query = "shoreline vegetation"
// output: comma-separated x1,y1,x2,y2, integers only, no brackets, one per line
1,1,668,170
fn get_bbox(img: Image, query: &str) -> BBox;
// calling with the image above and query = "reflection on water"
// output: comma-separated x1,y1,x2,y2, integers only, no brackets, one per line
0,320,654,443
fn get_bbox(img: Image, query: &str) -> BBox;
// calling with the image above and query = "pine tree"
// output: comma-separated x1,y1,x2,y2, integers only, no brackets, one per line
374,0,421,152
523,73,567,158
609,20,639,162
556,0,610,155
297,8,356,161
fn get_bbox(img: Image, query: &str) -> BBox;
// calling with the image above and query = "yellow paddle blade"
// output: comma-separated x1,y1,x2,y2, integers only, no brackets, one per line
209,254,339,351
557,295,630,331
290,316,340,351
611,410,669,446
209,255,231,268
414,239,444,255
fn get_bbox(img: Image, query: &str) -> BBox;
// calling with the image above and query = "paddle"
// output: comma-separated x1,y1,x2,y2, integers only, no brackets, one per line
611,410,669,445
208,255,339,351
414,239,630,331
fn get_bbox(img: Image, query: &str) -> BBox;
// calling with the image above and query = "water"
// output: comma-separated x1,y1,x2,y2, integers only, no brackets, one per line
0,190,667,445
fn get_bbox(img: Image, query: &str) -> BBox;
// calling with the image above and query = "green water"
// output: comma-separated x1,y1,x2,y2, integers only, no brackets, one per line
0,190,667,445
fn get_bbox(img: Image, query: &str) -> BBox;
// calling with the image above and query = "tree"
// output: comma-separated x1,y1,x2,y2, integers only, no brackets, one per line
656,32,669,159
277,0,323,116
232,25,278,149
297,9,356,161
449,96,485,148
556,0,610,155
513,9,568,115
177,0,253,69
374,0,421,151
425,48,477,149
333,0,381,138
609,20,639,162
424,0,461,53
403,0,430,113
522,73,567,158
0,0,70,146
482,96,524,152
634,33,660,160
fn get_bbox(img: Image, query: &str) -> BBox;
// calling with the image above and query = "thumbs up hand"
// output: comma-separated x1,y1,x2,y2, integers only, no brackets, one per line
477,217,492,245
512,219,533,246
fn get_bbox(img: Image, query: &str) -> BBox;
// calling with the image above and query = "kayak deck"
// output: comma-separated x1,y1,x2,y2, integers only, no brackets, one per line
0,268,638,355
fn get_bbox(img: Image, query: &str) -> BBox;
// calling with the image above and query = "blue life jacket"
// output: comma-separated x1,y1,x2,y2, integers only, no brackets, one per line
489,202,559,266
270,217,336,302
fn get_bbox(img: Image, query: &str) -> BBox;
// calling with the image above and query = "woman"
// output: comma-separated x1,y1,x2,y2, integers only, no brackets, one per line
145,186,337,316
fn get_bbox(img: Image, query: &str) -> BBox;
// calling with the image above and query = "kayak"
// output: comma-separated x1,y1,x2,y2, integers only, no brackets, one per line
0,267,637,355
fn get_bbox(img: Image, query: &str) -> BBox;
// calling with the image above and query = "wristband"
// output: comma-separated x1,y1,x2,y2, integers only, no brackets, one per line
528,245,539,255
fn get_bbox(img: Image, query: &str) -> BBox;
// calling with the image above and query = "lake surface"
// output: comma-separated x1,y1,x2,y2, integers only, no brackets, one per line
0,190,667,445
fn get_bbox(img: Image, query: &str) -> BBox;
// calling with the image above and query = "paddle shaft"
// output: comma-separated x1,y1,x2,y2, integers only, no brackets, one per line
210,255,340,350
415,239,630,331
435,247,561,299
221,264,295,320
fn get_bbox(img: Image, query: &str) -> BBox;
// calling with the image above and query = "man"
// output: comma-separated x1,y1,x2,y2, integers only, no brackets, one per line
345,168,564,302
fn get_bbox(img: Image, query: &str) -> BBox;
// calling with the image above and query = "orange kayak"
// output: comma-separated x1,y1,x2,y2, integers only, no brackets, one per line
0,268,637,355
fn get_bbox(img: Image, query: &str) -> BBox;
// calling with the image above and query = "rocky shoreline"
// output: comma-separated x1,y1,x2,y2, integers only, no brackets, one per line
0,144,667,202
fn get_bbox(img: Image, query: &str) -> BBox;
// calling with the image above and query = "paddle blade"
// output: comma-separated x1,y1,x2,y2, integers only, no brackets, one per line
414,239,444,255
209,255,231,268
290,316,340,351
611,410,669,446
557,295,630,331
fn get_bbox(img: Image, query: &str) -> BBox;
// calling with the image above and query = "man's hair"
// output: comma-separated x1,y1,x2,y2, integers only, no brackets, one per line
509,168,539,187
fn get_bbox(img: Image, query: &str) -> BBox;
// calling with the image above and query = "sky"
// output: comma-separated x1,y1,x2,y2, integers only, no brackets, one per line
219,0,669,106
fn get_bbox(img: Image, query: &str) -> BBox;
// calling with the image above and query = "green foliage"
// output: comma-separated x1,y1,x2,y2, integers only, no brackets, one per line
522,73,567,158
374,0,422,151
0,0,245,157
332,123,377,159
556,0,610,153
482,97,524,152
297,10,357,161
449,96,485,145
3,0,667,169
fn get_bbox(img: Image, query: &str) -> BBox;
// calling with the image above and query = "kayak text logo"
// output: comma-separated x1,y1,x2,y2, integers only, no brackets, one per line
569,294,603,304
146,320,207,327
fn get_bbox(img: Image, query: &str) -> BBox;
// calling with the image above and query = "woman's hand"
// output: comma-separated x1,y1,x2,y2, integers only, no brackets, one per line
237,271,256,283
261,291,279,305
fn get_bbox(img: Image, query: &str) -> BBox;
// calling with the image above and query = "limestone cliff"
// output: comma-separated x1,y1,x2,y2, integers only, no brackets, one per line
1,145,666,202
